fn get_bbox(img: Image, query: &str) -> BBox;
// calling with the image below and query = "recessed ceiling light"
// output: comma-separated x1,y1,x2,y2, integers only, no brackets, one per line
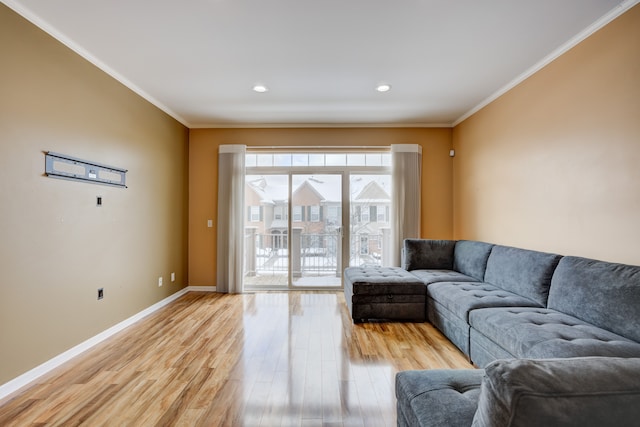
376,83,391,92
253,84,268,93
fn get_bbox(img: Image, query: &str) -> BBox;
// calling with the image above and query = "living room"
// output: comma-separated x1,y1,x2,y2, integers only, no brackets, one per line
1,1,639,425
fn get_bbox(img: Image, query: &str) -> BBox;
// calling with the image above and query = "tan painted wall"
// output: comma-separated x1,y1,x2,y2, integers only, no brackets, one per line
453,5,640,264
189,127,453,286
0,5,189,384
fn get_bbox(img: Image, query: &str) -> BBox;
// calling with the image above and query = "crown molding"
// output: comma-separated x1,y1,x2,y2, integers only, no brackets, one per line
3,0,452,131
7,0,635,131
188,122,453,129
2,0,191,127
452,0,640,127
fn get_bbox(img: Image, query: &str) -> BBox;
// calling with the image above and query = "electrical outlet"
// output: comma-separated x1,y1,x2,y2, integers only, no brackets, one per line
158,277,163,287
171,272,175,282
98,288,104,300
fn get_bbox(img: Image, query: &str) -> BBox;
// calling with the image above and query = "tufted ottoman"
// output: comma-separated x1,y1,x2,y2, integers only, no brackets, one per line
396,369,484,427
343,266,426,323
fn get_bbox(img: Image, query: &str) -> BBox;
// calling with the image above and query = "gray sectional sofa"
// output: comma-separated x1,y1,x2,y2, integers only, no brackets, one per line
343,239,640,426
400,239,640,366
396,356,640,427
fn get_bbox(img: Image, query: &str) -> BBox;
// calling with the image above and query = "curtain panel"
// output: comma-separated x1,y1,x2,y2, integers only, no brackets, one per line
391,144,422,267
217,145,246,293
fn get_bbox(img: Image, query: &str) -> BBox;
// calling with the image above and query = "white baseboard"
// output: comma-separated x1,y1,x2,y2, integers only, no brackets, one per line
187,286,217,292
0,286,217,401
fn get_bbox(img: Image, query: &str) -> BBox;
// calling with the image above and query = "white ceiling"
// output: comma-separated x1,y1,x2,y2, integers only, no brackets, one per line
4,0,637,127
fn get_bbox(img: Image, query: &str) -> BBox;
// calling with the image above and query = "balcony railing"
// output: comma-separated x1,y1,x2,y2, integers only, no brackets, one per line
244,228,390,287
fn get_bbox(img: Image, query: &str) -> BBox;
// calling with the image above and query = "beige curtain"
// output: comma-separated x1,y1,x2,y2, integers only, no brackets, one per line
217,145,246,293
391,144,422,266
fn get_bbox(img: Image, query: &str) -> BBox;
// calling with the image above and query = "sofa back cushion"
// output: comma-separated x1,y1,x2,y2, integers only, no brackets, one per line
453,240,494,281
471,357,640,427
548,256,640,342
403,239,455,271
483,246,561,306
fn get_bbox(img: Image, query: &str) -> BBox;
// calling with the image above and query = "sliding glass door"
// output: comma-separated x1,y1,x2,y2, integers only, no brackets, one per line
243,150,391,290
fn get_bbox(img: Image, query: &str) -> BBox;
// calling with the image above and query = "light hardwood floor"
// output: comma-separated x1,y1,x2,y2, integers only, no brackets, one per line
0,291,473,426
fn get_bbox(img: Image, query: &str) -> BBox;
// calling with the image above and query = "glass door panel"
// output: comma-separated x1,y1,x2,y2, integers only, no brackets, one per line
244,175,289,288
349,174,392,267
291,174,342,287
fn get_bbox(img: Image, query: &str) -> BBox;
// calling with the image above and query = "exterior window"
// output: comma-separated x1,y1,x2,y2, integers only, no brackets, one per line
360,235,369,255
274,206,283,220
310,205,320,222
250,206,261,222
377,205,386,222
293,206,302,222
327,206,338,224
361,207,369,223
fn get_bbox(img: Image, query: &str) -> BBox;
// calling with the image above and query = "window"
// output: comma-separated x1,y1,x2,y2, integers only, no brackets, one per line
293,206,302,222
244,148,398,286
274,206,286,220
247,152,391,168
361,207,369,223
310,205,320,222
250,206,261,222
327,206,339,224
360,235,369,255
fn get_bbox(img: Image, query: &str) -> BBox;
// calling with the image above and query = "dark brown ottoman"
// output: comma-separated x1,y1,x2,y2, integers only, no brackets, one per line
343,266,427,323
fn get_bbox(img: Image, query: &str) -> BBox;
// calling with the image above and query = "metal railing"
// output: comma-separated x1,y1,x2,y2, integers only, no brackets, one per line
245,231,341,277
244,229,387,280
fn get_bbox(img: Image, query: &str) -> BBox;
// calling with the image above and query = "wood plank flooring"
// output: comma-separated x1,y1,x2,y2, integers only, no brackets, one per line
0,291,473,426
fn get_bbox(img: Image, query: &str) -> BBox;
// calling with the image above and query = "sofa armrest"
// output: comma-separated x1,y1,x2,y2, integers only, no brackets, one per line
472,357,640,427
402,239,456,271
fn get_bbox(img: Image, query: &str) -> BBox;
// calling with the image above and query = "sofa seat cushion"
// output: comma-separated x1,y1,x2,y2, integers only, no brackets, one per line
411,269,478,285
469,307,640,360
396,369,484,427
428,282,542,322
472,357,640,427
